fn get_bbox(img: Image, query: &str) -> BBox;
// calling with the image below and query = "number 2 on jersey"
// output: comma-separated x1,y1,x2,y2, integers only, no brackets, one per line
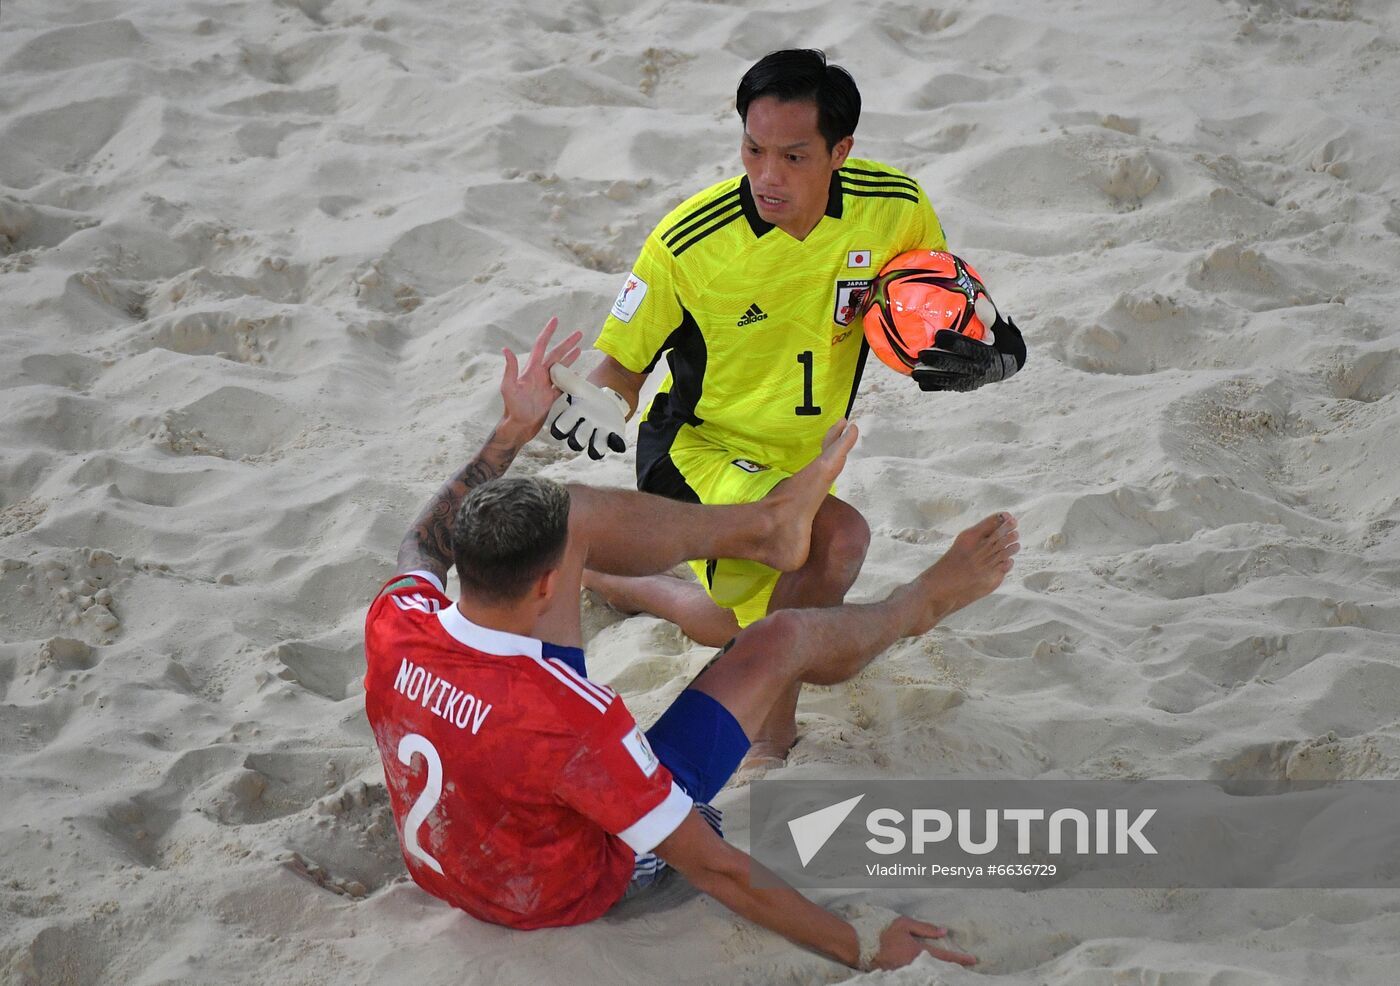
397,733,446,874
795,350,822,416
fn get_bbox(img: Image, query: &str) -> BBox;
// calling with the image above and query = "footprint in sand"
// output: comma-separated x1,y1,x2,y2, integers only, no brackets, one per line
277,778,403,900
140,386,303,460
9,389,126,455
67,268,149,320
1051,284,1239,376
5,923,112,986
913,72,1016,111
1214,727,1399,783
138,309,286,366
198,750,365,826
0,552,132,644
1322,348,1400,403
1186,242,1332,311
0,95,139,189
1102,150,1162,210
0,196,97,255
268,639,362,703
873,4,960,50
17,352,104,392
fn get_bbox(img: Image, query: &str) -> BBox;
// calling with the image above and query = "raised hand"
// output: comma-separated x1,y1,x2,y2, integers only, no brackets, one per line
501,317,583,440
395,317,581,580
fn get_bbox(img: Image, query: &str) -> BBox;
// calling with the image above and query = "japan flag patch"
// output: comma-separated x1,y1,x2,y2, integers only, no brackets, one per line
847,250,872,268
622,726,660,777
611,272,649,323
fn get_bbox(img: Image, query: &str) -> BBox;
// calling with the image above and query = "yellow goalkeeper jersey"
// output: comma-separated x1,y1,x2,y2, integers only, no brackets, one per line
596,158,946,488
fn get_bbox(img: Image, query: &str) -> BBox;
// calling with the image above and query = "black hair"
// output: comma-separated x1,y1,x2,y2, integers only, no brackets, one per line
453,476,570,603
736,48,861,152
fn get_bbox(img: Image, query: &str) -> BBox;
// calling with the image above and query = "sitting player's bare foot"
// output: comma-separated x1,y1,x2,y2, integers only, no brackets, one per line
731,749,787,785
758,419,859,572
581,570,645,614
906,513,1020,635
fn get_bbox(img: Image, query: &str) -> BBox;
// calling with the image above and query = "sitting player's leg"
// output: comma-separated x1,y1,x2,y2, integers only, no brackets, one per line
585,488,869,653
745,493,871,764
534,422,857,646
584,426,869,648
660,513,1020,770
582,568,742,648
582,413,812,645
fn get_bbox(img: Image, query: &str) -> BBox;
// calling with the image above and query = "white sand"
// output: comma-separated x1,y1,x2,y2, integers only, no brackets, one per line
4,0,1400,982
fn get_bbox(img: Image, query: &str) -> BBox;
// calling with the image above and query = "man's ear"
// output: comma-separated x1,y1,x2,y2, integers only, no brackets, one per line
537,566,560,603
831,135,854,170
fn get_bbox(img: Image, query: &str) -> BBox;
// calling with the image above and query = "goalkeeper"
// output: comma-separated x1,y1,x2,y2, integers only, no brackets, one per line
548,49,1025,766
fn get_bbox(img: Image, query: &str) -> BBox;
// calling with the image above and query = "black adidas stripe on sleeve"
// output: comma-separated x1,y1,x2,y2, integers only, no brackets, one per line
663,190,742,249
839,167,920,193
670,210,744,257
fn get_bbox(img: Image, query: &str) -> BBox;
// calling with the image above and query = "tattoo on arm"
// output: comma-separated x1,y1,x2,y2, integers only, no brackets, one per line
396,426,524,581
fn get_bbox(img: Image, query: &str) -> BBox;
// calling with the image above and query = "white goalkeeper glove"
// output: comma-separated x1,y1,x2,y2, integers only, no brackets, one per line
547,363,630,460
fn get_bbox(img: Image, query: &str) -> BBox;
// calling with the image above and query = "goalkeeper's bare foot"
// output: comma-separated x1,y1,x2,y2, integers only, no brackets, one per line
905,512,1020,635
759,420,859,572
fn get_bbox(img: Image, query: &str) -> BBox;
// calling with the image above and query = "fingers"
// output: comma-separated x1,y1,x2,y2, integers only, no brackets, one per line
529,316,559,365
925,945,977,967
903,919,948,939
931,329,985,355
549,417,575,443
914,328,1000,393
894,917,976,968
502,347,520,381
913,371,959,392
821,418,859,453
547,393,571,430
821,418,846,449
544,331,584,369
911,363,980,393
527,317,584,378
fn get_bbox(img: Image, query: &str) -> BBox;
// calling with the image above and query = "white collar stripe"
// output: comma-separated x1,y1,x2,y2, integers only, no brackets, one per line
547,657,615,702
532,655,610,714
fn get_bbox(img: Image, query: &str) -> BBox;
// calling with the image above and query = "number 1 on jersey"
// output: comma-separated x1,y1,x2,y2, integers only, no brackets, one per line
795,350,822,416
398,733,446,875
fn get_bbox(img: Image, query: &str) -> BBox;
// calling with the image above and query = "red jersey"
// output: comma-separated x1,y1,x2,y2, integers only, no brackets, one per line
363,571,692,929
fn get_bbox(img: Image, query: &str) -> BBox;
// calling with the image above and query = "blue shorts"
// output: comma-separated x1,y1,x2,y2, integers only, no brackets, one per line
624,689,750,895
646,688,750,805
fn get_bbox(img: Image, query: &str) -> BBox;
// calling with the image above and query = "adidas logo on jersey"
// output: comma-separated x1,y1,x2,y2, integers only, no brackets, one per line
737,303,768,326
